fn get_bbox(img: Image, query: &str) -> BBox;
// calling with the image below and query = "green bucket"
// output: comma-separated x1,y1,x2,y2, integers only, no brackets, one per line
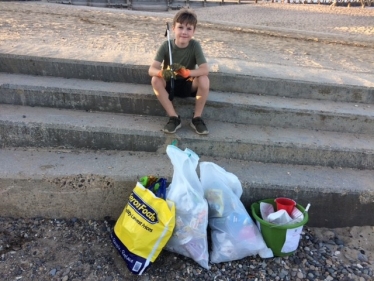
251,198,309,257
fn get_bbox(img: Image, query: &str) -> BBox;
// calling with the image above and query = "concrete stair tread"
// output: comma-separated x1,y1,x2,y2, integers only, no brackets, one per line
1,146,373,227
1,104,374,151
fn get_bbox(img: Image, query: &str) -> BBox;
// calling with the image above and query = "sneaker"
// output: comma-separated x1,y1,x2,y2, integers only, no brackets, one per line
190,117,209,135
163,116,181,133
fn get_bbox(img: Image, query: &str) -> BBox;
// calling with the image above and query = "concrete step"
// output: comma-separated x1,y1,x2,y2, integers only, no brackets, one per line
1,55,374,228
1,104,374,169
1,53,373,104
1,73,373,134
1,147,373,227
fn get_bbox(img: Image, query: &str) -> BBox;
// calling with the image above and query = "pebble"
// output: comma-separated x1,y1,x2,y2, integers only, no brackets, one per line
49,269,57,276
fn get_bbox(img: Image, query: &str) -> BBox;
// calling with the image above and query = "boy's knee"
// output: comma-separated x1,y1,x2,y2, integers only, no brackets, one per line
197,75,209,91
151,76,165,89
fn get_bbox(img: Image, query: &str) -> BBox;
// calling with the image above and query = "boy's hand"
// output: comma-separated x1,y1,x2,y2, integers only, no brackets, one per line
171,63,191,78
176,67,191,78
157,69,174,81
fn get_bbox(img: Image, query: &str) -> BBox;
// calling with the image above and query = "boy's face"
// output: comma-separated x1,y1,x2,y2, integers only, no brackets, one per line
173,22,195,48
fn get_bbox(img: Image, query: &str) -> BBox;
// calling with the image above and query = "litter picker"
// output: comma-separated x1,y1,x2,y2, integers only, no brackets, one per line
165,23,174,101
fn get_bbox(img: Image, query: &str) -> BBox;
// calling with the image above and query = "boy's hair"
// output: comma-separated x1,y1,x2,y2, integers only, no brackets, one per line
173,8,198,29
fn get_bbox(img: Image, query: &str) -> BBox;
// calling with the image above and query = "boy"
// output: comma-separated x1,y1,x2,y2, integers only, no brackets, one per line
148,8,210,135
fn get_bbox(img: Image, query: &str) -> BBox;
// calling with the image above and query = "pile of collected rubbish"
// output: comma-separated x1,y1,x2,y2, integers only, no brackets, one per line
111,145,309,275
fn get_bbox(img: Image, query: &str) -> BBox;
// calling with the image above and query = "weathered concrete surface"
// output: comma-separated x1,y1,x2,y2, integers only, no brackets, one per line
1,104,374,169
1,147,373,227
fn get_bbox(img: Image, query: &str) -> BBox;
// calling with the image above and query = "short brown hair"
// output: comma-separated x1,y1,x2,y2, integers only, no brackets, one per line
173,8,197,29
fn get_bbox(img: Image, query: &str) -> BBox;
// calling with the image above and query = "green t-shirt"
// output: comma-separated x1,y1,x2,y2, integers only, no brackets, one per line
154,39,207,72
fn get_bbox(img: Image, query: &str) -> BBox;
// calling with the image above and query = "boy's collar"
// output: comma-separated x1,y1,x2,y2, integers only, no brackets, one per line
172,39,193,49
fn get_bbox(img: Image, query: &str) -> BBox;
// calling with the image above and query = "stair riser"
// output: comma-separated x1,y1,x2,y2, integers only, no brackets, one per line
1,53,373,103
0,178,133,222
241,184,374,228
1,123,373,169
0,54,150,84
2,87,373,134
1,177,373,228
0,124,161,152
0,87,166,116
210,73,374,104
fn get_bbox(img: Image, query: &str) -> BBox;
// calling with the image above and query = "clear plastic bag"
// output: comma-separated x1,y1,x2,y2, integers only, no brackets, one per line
165,145,210,269
200,162,273,263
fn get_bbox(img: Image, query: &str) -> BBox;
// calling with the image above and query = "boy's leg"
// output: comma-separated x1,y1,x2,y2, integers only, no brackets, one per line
190,75,210,135
151,76,181,133
151,76,178,117
192,75,209,118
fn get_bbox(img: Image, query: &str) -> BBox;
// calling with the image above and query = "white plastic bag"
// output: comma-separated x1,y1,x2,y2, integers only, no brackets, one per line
165,145,210,269
200,162,273,263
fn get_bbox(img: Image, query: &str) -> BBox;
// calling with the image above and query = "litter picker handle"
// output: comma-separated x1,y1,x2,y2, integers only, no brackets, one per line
165,22,174,101
166,23,173,66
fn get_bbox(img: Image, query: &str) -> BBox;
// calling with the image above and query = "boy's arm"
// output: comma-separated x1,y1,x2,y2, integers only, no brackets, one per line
174,62,209,78
189,63,209,77
148,60,162,77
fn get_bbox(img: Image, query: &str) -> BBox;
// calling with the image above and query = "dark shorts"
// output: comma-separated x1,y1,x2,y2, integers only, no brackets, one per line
166,78,197,99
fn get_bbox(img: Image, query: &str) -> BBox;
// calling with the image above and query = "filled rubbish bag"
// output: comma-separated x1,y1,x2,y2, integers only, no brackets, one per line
111,180,175,275
165,145,210,269
200,162,273,263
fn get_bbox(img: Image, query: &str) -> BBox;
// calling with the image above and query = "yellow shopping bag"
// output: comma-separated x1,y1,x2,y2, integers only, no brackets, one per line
111,181,175,275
